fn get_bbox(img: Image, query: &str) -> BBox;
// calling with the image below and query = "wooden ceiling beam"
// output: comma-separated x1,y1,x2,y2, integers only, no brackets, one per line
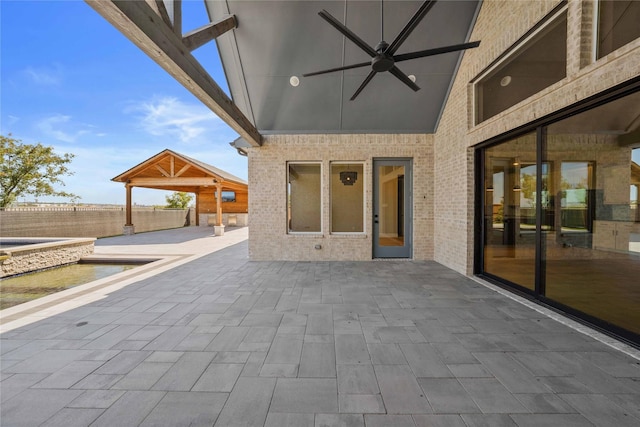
151,0,171,28
171,0,182,37
85,0,262,147
155,164,171,177
132,183,248,192
182,16,237,51
129,177,220,187
175,163,191,177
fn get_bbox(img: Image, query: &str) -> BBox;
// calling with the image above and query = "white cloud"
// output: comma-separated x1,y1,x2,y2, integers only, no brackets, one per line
126,96,228,143
44,144,169,205
36,114,92,143
32,96,245,205
24,65,62,85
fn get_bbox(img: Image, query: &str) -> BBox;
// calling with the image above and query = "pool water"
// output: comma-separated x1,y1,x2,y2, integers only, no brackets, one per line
0,263,138,310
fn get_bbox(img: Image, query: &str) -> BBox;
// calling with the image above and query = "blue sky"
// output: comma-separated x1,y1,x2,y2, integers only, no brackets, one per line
1,0,244,205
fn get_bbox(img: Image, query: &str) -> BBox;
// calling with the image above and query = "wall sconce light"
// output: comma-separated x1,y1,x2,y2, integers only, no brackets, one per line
340,171,358,185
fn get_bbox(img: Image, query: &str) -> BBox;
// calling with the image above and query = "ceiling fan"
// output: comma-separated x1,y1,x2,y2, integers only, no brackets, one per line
303,0,480,101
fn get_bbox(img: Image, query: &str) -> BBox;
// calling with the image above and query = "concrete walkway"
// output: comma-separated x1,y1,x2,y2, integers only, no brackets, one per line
1,227,639,426
0,227,248,332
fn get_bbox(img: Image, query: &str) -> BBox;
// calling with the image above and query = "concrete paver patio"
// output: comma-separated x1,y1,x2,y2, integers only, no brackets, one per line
1,227,639,426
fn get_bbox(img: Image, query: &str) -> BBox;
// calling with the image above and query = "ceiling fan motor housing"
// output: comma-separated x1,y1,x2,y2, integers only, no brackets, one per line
372,41,395,72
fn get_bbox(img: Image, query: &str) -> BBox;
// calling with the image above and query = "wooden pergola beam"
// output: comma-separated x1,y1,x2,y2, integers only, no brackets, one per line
85,0,262,147
171,0,182,37
175,163,191,177
155,164,171,177
182,16,237,51
129,177,222,187
151,0,171,28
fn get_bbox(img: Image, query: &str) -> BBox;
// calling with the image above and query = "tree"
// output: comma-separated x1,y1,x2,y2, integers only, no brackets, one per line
165,191,193,209
0,134,79,208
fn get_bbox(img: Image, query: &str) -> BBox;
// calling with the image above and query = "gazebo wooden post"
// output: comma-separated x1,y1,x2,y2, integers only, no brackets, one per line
214,183,225,236
195,192,200,226
123,183,135,235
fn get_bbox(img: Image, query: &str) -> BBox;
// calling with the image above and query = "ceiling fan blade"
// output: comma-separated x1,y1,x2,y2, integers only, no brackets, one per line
303,61,371,77
318,10,378,57
389,66,420,92
350,70,378,101
387,0,437,55
393,41,481,62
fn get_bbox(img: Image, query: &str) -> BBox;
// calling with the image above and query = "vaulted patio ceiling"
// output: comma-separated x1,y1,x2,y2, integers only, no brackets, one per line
208,0,481,133
87,0,481,138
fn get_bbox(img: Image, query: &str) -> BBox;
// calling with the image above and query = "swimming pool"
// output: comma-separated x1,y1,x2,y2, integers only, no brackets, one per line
0,237,95,278
0,260,148,309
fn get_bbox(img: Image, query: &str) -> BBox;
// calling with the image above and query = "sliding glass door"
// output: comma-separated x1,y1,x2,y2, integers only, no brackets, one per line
543,93,640,336
477,88,640,343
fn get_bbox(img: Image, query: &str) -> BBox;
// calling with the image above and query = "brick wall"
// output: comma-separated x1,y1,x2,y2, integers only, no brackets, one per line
0,208,194,238
432,0,640,274
242,0,640,269
247,134,433,261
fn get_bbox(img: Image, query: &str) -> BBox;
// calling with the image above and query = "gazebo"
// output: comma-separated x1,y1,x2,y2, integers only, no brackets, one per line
112,149,248,235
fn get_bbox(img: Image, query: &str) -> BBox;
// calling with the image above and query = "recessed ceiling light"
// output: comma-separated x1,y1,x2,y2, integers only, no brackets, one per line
289,76,300,87
408,74,416,83
500,75,512,87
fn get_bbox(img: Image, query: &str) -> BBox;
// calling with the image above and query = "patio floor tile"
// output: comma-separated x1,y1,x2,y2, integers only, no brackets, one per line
1,230,638,427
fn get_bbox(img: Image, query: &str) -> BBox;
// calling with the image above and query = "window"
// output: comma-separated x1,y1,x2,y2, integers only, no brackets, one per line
331,162,364,233
517,161,552,232
474,7,567,123
287,162,321,233
597,0,640,59
560,162,593,232
215,191,236,202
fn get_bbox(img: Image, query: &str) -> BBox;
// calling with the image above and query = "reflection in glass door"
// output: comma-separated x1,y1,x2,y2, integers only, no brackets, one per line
482,133,538,291
544,105,640,336
373,159,412,258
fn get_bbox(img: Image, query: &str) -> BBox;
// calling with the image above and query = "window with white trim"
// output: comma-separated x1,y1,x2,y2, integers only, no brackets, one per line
330,162,364,233
287,162,321,233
